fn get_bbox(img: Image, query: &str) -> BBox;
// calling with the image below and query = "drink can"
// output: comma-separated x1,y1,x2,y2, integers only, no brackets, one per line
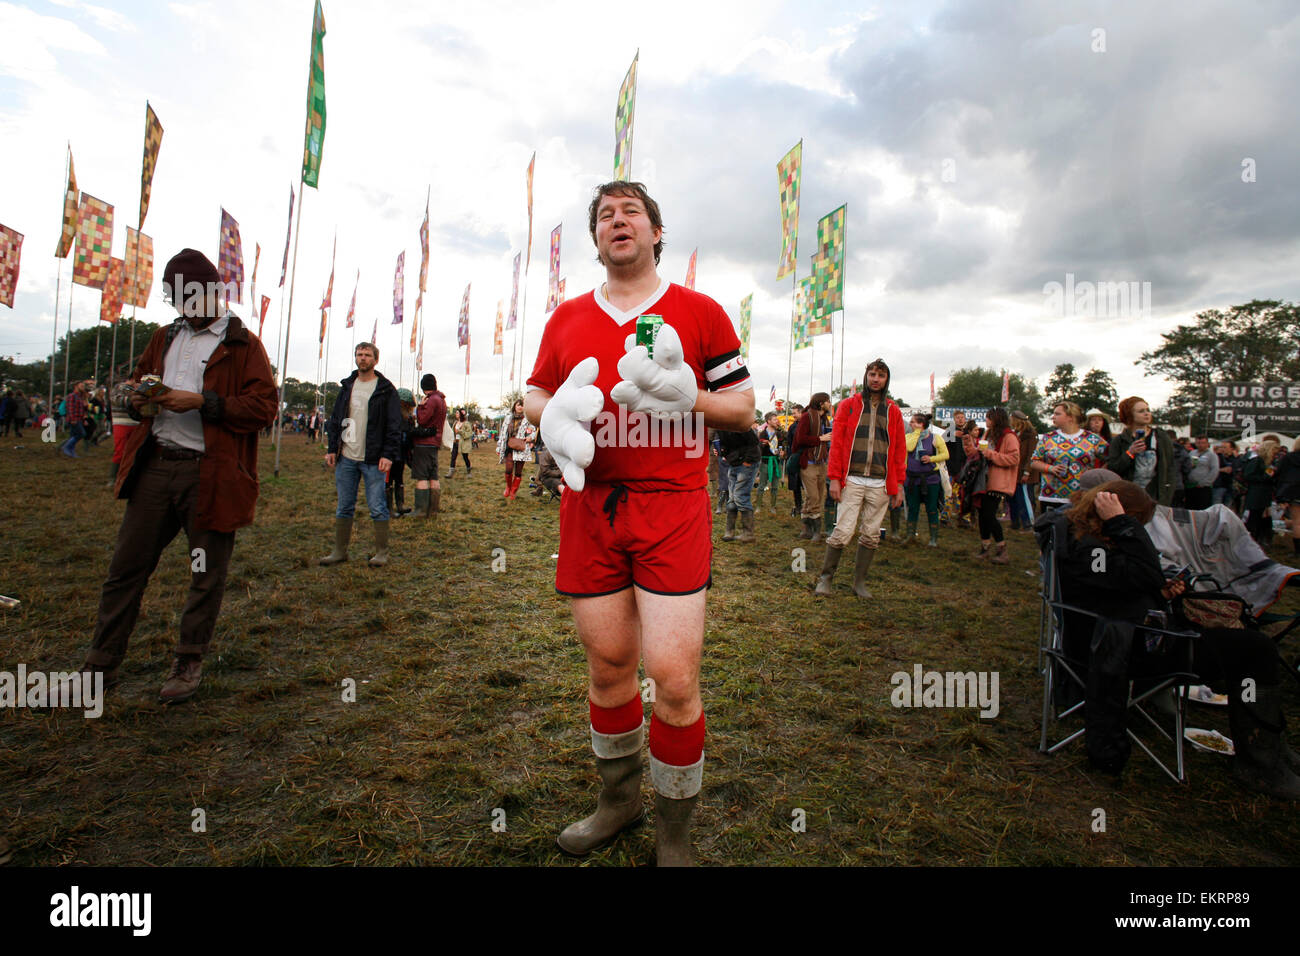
636,314,664,358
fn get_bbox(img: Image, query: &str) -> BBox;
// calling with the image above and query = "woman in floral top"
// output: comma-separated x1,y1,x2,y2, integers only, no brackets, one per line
1029,401,1107,508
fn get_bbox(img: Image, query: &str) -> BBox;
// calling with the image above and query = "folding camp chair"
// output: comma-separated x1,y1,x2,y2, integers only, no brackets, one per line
1037,522,1202,783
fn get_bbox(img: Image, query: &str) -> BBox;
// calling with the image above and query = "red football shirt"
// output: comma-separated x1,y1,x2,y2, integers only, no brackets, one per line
528,279,752,491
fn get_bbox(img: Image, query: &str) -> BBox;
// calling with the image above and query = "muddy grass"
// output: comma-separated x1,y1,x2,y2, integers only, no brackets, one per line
1,434,1297,866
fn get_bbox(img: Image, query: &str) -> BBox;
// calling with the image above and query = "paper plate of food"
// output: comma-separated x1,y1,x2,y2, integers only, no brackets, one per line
1184,728,1235,756
1182,684,1228,707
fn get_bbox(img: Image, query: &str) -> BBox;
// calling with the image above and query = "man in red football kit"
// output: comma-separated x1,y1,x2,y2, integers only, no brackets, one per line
525,181,754,866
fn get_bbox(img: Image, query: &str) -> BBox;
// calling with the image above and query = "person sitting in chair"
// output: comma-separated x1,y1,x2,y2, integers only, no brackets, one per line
1036,479,1300,797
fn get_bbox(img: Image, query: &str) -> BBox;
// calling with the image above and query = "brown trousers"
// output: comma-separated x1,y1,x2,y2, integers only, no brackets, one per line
86,455,236,668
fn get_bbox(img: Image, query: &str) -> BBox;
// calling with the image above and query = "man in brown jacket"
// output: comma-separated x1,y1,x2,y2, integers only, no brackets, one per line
76,249,278,703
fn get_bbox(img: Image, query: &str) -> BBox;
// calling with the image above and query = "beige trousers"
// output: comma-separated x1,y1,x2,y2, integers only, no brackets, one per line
826,480,890,549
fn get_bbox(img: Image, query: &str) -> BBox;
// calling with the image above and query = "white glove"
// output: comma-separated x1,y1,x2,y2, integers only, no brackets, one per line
609,323,698,420
539,357,604,492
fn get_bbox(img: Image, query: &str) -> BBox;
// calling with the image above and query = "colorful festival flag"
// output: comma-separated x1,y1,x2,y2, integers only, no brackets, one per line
793,275,813,351
139,102,163,229
55,148,78,258
493,301,503,356
806,262,832,337
259,295,271,339
301,0,327,188
1001,370,1010,403
218,208,244,303
318,304,327,359
545,224,562,313
418,199,430,293
614,51,638,181
457,283,471,346
506,252,520,330
525,153,535,271
72,194,113,289
346,270,357,328
812,204,846,318
0,224,23,308
685,248,697,290
123,228,154,308
776,141,802,280
279,186,294,287
930,373,936,403
321,235,335,309
411,291,420,351
739,293,752,360
557,278,566,306
392,251,404,324
99,256,124,324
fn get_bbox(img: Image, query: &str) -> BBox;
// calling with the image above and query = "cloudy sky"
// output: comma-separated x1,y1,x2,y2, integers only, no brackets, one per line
2,0,1297,412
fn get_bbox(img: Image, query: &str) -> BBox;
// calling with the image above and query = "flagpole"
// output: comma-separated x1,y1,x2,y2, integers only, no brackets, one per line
49,144,70,421
784,266,795,405
62,281,75,412
839,208,847,398
272,284,287,450
93,322,102,386
275,182,306,478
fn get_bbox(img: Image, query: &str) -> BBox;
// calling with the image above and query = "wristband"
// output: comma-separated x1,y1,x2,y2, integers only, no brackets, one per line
1127,449,1136,459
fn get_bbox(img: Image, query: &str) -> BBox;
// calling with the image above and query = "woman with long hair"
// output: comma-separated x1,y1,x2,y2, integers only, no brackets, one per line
1039,479,1300,795
791,392,832,542
1085,408,1113,444
1106,396,1175,506
1243,439,1281,546
1008,410,1038,531
903,412,948,545
497,399,536,500
966,407,1019,564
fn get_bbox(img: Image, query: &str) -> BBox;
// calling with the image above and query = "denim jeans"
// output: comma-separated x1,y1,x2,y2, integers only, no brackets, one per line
61,422,86,455
727,461,757,512
335,456,390,519
1008,483,1034,527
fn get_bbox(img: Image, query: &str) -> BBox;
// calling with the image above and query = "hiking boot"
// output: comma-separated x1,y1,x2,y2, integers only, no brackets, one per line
973,541,991,560
738,510,756,543
44,664,119,708
990,541,1010,565
368,520,390,567
722,509,737,542
557,746,645,856
852,545,875,599
159,655,202,704
815,545,842,596
319,517,353,565
1229,685,1300,799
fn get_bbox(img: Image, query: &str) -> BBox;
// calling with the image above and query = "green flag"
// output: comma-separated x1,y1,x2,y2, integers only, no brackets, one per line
302,0,327,188
813,204,846,319
793,276,812,350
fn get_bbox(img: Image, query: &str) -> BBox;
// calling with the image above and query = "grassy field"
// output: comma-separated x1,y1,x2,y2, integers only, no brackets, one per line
1,432,1298,866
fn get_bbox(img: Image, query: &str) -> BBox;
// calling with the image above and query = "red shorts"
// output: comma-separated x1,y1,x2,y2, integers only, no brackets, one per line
555,482,712,598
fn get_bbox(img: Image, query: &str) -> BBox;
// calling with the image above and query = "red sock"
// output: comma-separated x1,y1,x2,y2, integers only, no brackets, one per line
590,696,644,735
648,712,706,766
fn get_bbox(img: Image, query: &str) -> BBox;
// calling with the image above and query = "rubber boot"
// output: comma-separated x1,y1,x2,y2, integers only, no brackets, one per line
429,487,441,515
105,460,119,490
852,545,875,599
503,473,513,499
799,517,815,540
815,545,842,596
510,475,523,499
386,484,398,519
928,515,939,547
319,517,353,566
654,792,699,868
906,520,918,543
395,484,411,515
722,509,737,542
990,541,1010,565
809,519,824,544
738,510,756,543
890,507,901,537
1228,685,1300,799
556,752,645,856
368,520,390,567
412,488,429,517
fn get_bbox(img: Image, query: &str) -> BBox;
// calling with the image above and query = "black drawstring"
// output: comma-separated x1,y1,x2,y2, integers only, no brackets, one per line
603,484,630,527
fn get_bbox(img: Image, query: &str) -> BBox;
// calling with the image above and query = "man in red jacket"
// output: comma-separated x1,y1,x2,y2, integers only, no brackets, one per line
818,359,907,599
72,249,277,704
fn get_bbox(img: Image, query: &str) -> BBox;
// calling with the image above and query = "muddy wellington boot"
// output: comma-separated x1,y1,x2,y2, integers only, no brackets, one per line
906,520,918,543
800,517,815,540
557,726,645,856
368,520,390,567
815,545,842,596
851,545,875,599
319,517,353,566
428,486,441,515
928,515,940,547
722,509,737,542
890,507,901,538
651,755,703,867
738,510,756,543
395,484,412,516
386,484,398,519
1229,686,1300,799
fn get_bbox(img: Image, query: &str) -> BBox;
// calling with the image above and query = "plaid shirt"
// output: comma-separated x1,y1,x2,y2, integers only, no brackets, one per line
65,390,88,425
